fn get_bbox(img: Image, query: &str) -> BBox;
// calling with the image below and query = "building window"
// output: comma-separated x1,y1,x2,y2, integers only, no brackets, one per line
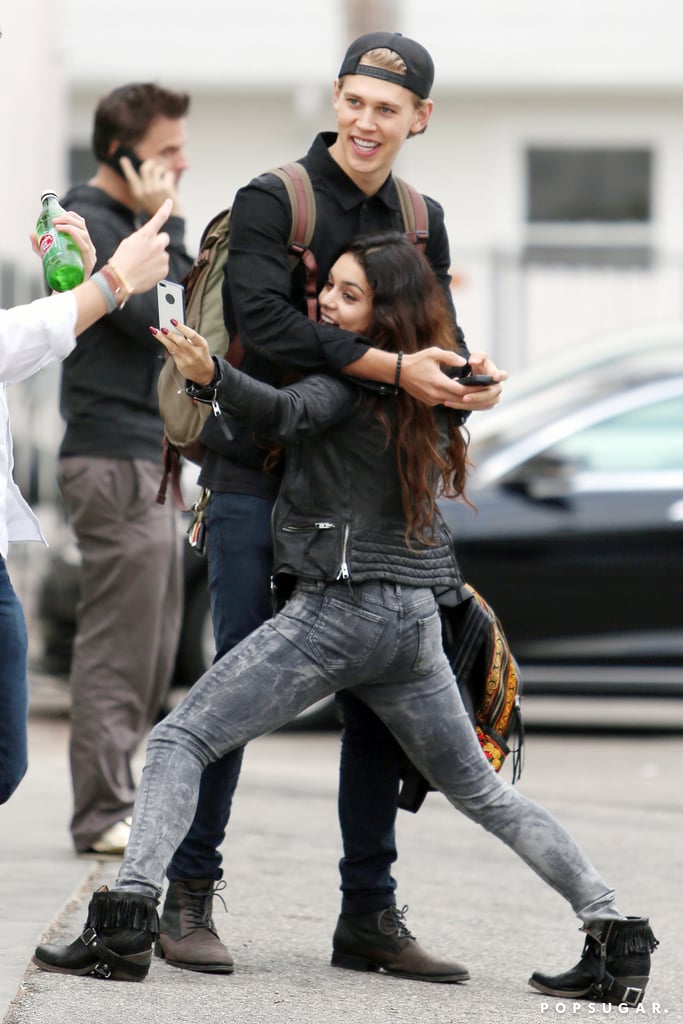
525,147,653,266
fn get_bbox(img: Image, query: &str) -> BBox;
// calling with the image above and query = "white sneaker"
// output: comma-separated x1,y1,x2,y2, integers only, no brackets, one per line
86,817,132,857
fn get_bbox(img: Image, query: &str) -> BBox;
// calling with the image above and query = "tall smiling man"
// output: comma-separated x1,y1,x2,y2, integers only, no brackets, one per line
155,33,505,983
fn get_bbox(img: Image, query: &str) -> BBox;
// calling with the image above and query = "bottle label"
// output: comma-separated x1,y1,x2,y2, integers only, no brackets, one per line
39,233,55,256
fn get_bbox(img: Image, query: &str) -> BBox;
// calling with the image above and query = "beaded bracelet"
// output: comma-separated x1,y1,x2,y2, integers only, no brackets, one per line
90,271,119,314
394,351,404,392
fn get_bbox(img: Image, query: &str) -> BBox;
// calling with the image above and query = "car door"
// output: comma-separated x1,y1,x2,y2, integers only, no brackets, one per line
538,384,683,666
441,379,683,690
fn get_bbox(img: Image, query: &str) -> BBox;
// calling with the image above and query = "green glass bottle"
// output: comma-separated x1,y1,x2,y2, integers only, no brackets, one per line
36,191,84,292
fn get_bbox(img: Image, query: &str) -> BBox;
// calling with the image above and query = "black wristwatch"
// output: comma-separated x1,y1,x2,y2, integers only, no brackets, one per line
185,357,222,398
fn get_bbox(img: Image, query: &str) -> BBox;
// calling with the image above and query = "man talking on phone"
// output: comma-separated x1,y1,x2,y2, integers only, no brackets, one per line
57,83,194,857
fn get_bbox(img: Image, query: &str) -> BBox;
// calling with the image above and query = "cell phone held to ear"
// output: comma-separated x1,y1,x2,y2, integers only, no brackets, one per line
157,280,186,332
106,144,144,179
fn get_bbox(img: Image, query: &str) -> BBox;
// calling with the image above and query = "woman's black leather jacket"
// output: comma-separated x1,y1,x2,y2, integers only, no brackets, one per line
188,359,464,592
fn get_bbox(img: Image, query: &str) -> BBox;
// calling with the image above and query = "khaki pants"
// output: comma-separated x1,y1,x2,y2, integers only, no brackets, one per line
58,456,183,851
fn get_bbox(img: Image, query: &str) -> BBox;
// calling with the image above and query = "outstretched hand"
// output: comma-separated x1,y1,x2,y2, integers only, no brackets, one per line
400,348,507,410
150,321,215,386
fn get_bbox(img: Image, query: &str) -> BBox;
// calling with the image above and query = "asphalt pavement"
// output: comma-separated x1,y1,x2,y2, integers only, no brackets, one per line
2,676,682,1024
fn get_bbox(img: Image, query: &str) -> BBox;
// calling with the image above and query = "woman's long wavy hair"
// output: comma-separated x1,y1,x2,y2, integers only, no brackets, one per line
347,232,471,544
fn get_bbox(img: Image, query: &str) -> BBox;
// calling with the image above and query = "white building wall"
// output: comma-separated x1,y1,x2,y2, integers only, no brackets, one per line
4,0,683,363
56,0,683,92
404,0,683,90
58,0,344,90
425,91,683,362
0,0,66,283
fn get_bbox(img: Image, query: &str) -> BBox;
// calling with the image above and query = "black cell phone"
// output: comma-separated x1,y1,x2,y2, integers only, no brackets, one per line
443,363,495,386
460,374,496,386
106,144,143,179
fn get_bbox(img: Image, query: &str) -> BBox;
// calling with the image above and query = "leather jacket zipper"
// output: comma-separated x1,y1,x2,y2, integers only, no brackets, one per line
336,523,350,581
282,521,336,532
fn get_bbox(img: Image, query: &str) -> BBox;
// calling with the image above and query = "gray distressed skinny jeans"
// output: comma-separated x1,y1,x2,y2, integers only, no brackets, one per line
117,581,619,923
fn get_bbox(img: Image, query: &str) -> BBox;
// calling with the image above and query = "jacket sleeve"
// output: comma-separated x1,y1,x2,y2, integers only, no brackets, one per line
0,292,76,383
224,179,372,373
189,359,361,443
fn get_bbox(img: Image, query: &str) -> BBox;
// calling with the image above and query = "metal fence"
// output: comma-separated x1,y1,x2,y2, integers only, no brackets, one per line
453,249,683,370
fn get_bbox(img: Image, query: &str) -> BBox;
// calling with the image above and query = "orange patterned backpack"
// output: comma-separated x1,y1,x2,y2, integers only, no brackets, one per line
398,585,524,813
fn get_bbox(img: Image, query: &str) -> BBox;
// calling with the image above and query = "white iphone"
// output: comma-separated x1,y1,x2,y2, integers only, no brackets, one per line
156,279,186,332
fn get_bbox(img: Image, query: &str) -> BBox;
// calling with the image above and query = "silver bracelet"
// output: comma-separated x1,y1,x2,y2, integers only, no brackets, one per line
90,270,119,314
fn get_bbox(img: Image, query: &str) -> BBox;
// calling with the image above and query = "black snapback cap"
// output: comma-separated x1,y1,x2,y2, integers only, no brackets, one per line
338,31,435,100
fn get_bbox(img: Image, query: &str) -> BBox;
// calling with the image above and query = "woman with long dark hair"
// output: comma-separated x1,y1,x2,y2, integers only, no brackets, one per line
33,233,656,1006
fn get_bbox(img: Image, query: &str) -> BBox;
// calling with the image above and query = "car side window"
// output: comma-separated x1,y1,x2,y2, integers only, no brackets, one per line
543,396,683,473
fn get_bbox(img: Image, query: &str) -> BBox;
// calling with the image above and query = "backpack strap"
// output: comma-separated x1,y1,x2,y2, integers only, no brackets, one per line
395,177,429,252
181,208,231,297
271,162,319,321
274,162,317,250
157,436,193,510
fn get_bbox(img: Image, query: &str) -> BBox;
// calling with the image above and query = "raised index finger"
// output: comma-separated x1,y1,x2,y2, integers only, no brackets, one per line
143,198,173,235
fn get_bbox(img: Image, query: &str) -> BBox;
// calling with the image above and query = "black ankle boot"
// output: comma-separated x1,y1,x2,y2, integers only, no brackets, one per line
529,917,658,1007
331,905,470,983
33,886,159,982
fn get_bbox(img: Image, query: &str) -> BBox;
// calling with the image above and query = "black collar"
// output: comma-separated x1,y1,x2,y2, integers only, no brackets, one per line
305,132,404,215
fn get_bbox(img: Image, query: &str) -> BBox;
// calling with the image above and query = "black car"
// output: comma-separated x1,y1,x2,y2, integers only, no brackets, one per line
441,373,683,696
34,323,683,720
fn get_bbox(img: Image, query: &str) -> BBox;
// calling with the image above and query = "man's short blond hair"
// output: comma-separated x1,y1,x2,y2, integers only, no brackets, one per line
340,46,429,117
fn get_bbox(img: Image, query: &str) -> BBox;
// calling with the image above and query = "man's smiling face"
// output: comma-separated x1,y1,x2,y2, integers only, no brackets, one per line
329,74,431,194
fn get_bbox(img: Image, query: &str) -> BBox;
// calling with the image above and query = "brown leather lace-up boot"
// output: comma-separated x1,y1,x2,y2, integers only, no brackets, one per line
156,878,234,974
331,905,469,983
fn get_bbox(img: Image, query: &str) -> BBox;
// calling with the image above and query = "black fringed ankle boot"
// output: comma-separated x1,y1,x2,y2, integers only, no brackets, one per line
529,916,658,1007
33,886,159,982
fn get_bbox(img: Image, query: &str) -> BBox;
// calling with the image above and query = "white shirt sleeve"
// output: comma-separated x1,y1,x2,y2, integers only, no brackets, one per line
0,291,78,384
